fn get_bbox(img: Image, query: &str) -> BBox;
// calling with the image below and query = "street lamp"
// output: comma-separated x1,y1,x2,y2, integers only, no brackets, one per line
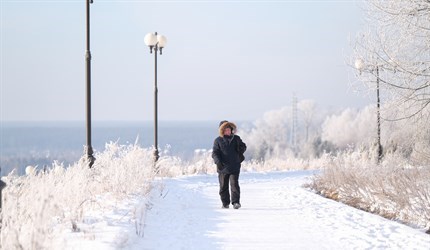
0,167,6,211
85,0,95,168
144,32,167,163
355,58,383,163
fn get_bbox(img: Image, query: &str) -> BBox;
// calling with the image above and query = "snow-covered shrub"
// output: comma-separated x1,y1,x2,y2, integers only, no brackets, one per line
0,142,156,249
185,150,217,175
309,150,430,231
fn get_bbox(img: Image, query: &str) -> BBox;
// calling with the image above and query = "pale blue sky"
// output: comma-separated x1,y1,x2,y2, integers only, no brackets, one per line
1,0,368,122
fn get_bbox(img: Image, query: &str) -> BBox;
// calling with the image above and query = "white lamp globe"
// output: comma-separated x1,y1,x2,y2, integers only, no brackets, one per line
144,33,157,46
157,35,167,48
355,58,364,71
25,165,36,175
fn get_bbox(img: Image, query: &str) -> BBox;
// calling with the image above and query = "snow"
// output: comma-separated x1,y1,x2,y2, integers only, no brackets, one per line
56,171,430,249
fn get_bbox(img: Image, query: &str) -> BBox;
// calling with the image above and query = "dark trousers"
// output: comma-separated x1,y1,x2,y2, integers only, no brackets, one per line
218,172,240,205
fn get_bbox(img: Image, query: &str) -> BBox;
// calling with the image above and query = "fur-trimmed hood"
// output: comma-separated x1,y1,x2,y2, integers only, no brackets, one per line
219,121,237,137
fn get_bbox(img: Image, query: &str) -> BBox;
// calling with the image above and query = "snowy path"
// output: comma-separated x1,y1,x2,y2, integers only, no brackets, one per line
134,171,430,250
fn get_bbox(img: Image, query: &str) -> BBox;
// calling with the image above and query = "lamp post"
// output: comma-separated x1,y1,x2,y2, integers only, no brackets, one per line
144,32,167,163
355,58,383,163
0,167,5,211
85,0,95,168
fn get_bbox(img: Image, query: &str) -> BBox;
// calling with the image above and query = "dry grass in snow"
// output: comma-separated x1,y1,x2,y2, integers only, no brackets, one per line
0,142,156,249
308,151,430,232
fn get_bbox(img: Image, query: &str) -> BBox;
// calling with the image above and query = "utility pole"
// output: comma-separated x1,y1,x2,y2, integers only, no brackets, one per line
291,93,298,155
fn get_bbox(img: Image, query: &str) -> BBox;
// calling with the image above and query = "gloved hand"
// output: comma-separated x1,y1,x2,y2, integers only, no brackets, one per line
217,163,224,171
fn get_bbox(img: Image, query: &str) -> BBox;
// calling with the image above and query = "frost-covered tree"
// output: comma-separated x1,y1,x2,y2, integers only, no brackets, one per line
241,100,329,160
241,106,292,160
383,102,430,163
322,102,430,163
298,99,316,142
321,106,376,149
352,0,430,121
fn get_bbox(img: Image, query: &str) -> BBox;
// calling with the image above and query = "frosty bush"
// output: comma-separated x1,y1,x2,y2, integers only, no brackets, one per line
0,142,156,249
309,150,430,231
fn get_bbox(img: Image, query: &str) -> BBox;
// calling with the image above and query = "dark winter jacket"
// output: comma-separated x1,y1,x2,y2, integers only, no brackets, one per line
212,122,247,174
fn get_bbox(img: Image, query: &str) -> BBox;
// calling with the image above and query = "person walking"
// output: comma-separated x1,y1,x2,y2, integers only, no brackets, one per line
212,120,247,209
